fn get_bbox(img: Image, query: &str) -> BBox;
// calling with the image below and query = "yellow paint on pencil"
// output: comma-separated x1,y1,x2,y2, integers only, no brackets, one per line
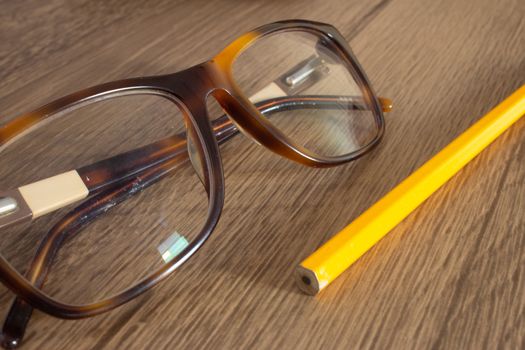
296,85,525,295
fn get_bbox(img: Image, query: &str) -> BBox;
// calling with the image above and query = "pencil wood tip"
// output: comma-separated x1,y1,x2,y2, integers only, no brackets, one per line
295,265,320,296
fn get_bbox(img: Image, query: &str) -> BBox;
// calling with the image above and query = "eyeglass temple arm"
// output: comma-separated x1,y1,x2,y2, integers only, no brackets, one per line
0,94,392,230
0,94,392,348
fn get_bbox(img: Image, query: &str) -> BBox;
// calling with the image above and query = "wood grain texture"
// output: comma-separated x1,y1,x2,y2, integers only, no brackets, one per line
0,0,524,349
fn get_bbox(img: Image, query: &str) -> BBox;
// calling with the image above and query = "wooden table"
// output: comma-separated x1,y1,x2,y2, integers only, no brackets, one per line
0,0,523,349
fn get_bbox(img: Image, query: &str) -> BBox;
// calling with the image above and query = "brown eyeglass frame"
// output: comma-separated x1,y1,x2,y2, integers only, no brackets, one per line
0,19,391,347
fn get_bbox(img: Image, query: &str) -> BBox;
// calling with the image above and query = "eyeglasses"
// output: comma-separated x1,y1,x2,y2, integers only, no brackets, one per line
0,20,391,347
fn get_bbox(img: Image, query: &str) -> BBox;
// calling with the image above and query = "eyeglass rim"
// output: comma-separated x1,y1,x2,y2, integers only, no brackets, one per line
0,19,385,319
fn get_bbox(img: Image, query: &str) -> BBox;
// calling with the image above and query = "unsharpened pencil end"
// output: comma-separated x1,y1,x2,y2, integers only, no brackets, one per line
295,265,320,296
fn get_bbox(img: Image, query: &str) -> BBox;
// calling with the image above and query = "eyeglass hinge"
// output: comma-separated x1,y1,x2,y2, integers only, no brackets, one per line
0,190,32,229
277,55,329,94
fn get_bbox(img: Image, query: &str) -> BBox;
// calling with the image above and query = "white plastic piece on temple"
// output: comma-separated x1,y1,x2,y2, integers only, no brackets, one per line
18,170,89,218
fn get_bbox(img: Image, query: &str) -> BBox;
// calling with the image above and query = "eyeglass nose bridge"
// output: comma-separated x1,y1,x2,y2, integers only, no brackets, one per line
209,85,318,168
165,61,277,149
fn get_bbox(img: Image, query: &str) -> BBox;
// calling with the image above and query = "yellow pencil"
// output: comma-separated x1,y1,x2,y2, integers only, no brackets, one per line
296,85,525,295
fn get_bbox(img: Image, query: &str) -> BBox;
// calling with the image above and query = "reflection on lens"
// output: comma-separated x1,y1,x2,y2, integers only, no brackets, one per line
232,31,379,157
0,93,209,305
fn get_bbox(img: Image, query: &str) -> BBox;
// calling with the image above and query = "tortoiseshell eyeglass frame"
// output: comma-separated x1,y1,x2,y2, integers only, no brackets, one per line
0,19,391,347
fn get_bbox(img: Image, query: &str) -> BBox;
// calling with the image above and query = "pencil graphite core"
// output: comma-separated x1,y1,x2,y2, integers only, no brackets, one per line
296,85,525,295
